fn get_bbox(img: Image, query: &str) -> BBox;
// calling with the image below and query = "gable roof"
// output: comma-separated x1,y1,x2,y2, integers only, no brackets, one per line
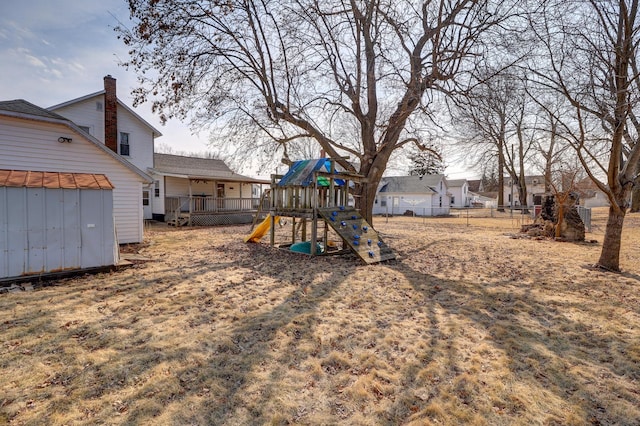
47,90,162,138
0,99,69,121
0,169,114,189
151,153,268,183
446,178,468,187
0,99,152,184
379,175,445,194
467,179,482,192
506,175,546,186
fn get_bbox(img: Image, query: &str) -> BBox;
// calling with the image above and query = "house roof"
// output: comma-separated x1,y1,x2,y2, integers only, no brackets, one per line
506,175,545,185
446,178,467,187
151,153,269,184
47,90,163,138
0,169,114,189
467,179,481,192
469,191,497,202
379,175,444,194
0,99,69,121
0,99,153,184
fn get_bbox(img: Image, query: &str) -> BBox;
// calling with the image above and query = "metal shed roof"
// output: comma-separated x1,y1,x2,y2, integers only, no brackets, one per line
0,170,114,189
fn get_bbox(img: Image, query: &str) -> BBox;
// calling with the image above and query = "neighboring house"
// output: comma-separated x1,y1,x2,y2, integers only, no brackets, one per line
373,175,450,216
467,179,483,193
150,153,269,226
574,177,610,208
48,75,162,220
446,179,469,208
0,99,152,244
502,175,546,207
469,191,499,208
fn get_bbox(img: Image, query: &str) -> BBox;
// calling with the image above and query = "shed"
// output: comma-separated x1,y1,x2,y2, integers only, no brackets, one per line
0,169,118,280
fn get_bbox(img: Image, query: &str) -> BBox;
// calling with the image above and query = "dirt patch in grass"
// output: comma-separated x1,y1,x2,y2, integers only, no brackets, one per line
1,207,639,425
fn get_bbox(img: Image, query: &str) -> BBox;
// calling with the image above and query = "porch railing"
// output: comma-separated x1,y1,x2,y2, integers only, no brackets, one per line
165,196,266,215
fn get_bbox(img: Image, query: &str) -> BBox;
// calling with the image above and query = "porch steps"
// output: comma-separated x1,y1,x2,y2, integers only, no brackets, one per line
167,215,189,227
317,208,395,264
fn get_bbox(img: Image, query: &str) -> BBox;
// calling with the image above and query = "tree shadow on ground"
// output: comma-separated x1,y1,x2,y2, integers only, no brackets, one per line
2,232,638,425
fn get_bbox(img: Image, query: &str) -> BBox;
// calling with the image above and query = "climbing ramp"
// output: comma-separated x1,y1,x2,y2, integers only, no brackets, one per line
317,208,395,264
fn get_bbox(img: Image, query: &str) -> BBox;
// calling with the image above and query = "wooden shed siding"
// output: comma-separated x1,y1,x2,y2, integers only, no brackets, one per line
0,116,144,243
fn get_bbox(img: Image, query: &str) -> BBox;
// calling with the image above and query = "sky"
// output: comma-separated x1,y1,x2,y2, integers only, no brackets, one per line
0,0,475,180
0,1,211,153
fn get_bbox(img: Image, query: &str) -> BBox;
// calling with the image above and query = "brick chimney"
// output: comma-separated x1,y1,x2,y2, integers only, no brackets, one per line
104,75,118,153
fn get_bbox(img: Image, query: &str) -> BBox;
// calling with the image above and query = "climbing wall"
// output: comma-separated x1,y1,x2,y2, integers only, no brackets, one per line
317,207,396,264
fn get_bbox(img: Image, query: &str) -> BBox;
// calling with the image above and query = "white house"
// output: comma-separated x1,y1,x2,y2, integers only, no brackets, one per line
469,191,499,208
446,179,469,208
149,153,268,225
0,99,152,244
574,177,610,208
502,175,547,207
48,75,162,220
373,175,450,216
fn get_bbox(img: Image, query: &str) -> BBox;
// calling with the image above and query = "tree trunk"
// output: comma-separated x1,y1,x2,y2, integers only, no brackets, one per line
631,185,640,212
597,206,626,271
497,145,505,212
518,184,529,214
355,158,387,223
555,202,564,239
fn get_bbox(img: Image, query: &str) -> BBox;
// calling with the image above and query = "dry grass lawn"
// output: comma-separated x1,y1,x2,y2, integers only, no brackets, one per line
1,207,639,425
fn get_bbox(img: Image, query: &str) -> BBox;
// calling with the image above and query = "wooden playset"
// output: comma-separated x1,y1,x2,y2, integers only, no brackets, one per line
246,159,395,264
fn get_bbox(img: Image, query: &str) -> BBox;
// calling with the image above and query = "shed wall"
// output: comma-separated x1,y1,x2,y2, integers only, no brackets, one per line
0,187,116,279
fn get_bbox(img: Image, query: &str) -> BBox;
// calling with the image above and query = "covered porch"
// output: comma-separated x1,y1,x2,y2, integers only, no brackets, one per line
165,192,267,226
149,153,270,226
161,176,269,226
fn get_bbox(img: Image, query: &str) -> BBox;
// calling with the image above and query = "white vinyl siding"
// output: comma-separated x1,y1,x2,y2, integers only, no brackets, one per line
0,116,145,243
50,95,155,173
51,98,105,143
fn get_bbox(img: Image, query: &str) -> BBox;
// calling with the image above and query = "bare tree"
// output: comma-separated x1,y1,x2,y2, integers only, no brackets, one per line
528,0,640,271
453,71,534,211
529,105,572,193
117,0,509,222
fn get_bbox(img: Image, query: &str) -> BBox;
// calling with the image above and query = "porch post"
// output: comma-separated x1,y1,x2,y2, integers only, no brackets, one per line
311,172,318,255
239,182,243,211
188,179,193,226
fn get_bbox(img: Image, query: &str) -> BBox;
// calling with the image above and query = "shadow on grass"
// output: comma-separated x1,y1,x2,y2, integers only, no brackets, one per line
1,231,639,425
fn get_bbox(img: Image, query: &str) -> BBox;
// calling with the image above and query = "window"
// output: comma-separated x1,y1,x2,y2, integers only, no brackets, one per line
96,102,103,111
154,180,160,197
439,196,442,207
450,196,455,205
78,125,90,134
380,200,387,207
120,132,130,156
142,190,150,206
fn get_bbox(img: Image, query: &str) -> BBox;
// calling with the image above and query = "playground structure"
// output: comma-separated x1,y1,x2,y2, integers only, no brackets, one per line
246,158,395,264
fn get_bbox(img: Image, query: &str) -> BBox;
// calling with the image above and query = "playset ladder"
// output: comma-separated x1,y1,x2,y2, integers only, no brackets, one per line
317,208,395,264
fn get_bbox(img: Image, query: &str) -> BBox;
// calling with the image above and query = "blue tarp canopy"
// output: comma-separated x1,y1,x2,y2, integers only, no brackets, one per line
278,159,346,187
